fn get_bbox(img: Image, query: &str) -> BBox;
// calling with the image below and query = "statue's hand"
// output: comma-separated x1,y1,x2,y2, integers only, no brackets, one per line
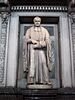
32,40,38,44
40,41,46,47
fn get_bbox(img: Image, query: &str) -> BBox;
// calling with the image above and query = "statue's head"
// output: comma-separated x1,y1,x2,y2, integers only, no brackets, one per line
33,17,41,27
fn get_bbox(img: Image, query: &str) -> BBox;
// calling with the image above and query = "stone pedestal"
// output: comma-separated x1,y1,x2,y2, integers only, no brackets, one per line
0,87,75,100
27,84,53,89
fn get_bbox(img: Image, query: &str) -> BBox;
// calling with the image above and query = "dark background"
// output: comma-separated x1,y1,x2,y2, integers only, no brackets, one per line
9,0,68,6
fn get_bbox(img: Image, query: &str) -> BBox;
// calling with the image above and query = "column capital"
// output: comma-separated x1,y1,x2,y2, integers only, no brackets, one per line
0,0,10,13
0,0,9,6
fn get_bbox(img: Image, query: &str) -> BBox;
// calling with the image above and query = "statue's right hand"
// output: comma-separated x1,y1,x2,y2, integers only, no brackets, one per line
32,40,38,44
27,39,37,44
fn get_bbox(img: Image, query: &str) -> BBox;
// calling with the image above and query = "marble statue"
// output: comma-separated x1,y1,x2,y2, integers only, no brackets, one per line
23,17,52,88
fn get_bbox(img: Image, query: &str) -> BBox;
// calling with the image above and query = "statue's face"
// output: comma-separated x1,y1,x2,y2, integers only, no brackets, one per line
34,17,41,27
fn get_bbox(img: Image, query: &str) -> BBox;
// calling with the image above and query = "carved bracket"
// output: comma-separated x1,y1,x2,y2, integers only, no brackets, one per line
68,13,75,24
0,12,10,24
0,0,10,13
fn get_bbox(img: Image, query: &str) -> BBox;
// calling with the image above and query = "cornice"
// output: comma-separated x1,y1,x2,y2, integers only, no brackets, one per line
11,6,68,12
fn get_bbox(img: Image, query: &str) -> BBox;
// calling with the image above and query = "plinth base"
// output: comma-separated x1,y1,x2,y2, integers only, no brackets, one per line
27,84,52,89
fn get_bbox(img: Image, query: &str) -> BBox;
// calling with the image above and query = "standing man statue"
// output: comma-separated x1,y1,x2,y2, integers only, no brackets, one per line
23,17,52,88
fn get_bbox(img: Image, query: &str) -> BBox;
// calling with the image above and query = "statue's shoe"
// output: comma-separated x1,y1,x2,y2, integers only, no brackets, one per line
47,82,52,85
43,81,52,85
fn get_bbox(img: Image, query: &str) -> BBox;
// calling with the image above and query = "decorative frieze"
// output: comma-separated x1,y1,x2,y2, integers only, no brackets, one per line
11,6,68,12
0,12,9,86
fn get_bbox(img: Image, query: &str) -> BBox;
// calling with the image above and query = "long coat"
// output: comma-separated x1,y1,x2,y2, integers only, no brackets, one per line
23,26,51,84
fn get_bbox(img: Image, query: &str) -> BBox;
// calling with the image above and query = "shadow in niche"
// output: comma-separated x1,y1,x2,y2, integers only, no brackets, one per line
17,16,61,89
9,0,68,6
19,16,59,24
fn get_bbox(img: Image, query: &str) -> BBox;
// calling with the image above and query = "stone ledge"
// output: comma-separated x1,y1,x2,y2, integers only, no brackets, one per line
0,87,75,95
0,87,75,100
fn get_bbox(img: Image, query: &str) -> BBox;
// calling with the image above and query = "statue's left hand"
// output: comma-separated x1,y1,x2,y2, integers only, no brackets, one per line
40,41,46,47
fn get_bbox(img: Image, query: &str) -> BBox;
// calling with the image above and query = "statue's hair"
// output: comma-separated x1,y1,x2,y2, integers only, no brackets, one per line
33,17,41,22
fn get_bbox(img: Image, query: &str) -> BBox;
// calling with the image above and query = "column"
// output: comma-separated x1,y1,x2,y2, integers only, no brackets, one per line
7,14,19,86
60,14,72,87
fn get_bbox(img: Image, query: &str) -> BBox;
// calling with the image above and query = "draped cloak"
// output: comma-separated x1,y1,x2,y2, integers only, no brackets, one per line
23,26,52,84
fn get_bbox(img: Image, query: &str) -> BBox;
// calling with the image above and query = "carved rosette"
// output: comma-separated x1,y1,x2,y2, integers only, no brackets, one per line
0,12,9,86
